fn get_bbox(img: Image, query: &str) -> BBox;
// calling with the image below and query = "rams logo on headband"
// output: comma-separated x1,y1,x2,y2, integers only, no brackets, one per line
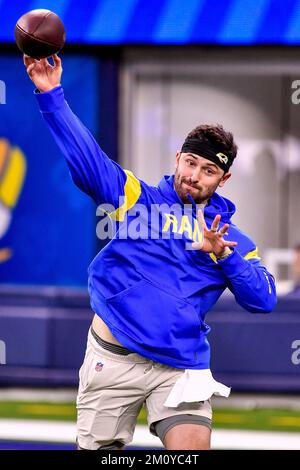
0,139,26,263
216,152,228,165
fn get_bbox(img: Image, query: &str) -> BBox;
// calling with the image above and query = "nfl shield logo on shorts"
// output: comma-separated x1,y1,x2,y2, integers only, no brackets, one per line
95,361,104,372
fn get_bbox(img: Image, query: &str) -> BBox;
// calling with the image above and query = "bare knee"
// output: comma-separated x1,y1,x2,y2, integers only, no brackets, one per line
163,424,211,450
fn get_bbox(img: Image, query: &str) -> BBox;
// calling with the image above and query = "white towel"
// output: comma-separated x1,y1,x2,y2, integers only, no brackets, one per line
164,369,231,407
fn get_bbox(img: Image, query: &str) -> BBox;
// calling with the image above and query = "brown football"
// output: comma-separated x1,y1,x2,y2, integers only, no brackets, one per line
15,9,66,59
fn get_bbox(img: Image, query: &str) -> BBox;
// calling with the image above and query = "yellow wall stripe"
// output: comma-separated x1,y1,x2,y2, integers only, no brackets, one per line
0,139,9,176
110,170,141,222
0,147,26,208
0,248,12,263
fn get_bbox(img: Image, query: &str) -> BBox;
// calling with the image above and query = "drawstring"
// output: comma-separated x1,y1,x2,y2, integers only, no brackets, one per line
187,193,201,221
187,194,207,218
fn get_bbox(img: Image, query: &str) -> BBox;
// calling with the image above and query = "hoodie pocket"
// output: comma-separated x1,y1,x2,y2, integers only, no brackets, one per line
105,279,203,360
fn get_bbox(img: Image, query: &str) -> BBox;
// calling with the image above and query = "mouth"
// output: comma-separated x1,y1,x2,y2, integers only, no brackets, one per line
182,182,198,191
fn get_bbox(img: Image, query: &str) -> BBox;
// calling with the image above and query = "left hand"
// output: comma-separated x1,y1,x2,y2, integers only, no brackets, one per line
192,210,237,257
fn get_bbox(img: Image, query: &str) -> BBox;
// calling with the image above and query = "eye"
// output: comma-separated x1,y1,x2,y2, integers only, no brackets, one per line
206,168,215,175
187,159,195,166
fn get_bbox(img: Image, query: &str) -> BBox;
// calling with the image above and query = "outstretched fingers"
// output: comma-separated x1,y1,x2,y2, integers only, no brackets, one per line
218,223,229,235
52,54,61,68
224,240,237,247
197,209,208,232
210,214,221,232
23,54,36,67
26,63,36,77
40,58,51,67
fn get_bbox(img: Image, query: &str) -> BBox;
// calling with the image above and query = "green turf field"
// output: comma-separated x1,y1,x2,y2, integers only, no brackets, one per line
1,401,300,433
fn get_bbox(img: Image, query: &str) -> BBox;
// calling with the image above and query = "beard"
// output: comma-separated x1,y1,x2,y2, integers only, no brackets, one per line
174,171,218,204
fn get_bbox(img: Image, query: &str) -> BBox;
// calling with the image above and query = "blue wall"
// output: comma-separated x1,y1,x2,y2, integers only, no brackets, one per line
0,288,299,390
2,0,300,45
0,56,99,286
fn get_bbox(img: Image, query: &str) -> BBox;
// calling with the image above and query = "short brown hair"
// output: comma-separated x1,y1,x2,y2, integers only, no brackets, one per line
187,124,238,166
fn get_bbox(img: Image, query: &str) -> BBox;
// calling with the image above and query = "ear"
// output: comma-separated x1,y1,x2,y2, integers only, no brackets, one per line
175,151,181,169
218,172,231,188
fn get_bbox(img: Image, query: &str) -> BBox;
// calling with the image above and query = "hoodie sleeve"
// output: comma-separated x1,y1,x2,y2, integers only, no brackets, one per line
217,247,277,313
34,86,141,211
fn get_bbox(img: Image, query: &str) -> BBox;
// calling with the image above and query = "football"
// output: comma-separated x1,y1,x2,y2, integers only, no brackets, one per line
15,9,65,59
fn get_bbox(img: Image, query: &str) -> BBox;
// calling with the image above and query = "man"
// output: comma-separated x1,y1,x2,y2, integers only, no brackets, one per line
24,54,276,450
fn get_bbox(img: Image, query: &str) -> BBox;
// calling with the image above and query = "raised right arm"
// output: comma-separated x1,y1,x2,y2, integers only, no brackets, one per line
24,54,141,208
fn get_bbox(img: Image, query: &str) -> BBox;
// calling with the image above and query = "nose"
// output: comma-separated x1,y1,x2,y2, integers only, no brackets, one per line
190,166,201,183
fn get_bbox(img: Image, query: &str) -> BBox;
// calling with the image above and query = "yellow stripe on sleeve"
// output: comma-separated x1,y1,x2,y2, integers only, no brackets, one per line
110,170,141,222
244,248,261,261
209,247,261,264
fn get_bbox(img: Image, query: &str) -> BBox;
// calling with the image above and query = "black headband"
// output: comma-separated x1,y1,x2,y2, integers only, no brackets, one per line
181,138,232,173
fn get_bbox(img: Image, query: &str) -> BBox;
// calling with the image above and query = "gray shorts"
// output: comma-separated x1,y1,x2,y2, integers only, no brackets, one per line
76,328,212,450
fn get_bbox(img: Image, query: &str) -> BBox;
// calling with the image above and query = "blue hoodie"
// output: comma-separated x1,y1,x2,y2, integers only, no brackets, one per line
35,86,277,369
